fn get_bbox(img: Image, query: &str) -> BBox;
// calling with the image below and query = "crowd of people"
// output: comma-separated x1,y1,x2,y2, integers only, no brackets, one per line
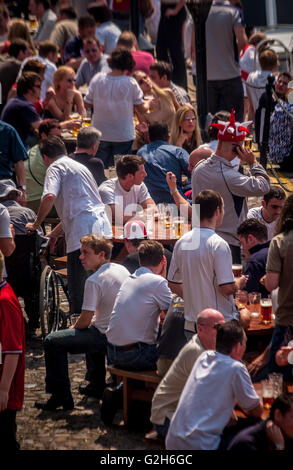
1,0,293,453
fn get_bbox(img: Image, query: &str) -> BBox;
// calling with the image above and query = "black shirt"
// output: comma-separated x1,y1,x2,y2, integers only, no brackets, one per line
228,419,293,451
69,152,106,187
244,241,270,297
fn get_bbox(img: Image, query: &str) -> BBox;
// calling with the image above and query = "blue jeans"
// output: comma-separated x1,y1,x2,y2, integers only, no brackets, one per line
107,342,158,371
154,417,170,438
44,325,107,399
67,248,88,315
97,140,133,168
268,324,293,380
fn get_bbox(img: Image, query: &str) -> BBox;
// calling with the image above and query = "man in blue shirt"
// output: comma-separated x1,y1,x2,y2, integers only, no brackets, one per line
0,120,28,205
1,72,41,149
64,16,96,71
237,218,270,296
137,123,190,204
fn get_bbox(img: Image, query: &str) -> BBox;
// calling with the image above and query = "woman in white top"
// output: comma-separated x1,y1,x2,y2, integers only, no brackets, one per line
84,48,146,168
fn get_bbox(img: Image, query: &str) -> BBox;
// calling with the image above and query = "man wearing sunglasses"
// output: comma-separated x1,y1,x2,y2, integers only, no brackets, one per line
75,37,110,88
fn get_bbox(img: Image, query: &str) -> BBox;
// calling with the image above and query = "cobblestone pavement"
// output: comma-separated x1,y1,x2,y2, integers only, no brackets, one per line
18,335,161,451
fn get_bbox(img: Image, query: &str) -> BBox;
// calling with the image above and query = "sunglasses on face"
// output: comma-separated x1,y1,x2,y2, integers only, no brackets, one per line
67,78,76,83
183,116,196,121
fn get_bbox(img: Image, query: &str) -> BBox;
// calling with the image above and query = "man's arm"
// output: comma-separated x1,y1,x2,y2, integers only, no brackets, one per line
234,25,248,53
275,346,293,367
168,281,183,299
0,238,15,257
14,160,27,206
141,197,158,212
0,354,19,412
219,275,247,296
261,272,280,292
166,172,192,219
242,402,263,418
70,310,94,330
26,193,56,232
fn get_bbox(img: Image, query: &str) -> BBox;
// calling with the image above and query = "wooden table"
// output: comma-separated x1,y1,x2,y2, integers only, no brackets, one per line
247,317,274,336
112,220,191,245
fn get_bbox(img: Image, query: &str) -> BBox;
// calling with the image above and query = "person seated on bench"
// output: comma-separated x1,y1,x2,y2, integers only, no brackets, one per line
150,308,224,439
35,234,129,411
106,239,172,371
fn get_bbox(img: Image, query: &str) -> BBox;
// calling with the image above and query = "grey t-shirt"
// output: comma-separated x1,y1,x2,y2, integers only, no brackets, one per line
206,1,243,80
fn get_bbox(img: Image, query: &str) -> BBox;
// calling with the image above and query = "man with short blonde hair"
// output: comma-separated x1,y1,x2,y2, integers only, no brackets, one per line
35,234,130,410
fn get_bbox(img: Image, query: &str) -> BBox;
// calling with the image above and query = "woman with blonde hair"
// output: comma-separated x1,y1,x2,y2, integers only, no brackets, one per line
132,69,178,150
2,18,36,54
170,103,202,154
133,69,178,130
43,65,85,121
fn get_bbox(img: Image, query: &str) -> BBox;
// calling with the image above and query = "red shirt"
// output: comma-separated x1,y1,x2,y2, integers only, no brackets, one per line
0,281,25,411
132,50,155,75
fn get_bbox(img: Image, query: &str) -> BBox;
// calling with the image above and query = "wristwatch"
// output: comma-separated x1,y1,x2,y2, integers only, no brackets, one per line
17,185,27,191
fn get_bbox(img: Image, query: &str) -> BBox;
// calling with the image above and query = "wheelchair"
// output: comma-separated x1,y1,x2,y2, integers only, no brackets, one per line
5,233,69,339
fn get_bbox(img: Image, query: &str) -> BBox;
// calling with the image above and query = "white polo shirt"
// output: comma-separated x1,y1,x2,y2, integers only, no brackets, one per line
106,266,172,345
99,177,151,221
43,156,112,253
82,262,130,334
166,350,260,450
168,227,238,325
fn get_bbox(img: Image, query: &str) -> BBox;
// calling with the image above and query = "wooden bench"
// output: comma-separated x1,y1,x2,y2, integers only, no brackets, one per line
107,366,161,425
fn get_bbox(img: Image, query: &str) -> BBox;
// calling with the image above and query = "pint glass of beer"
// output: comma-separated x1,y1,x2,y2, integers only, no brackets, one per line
262,380,274,409
260,297,272,324
173,217,184,238
244,137,252,149
248,292,261,317
232,264,243,278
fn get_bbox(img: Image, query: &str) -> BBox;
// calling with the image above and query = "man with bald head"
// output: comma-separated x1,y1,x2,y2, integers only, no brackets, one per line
150,308,225,439
166,146,213,219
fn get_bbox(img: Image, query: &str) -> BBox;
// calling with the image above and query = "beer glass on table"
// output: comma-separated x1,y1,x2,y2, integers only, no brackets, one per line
173,217,184,238
260,297,272,324
248,292,261,318
262,380,274,409
235,290,248,309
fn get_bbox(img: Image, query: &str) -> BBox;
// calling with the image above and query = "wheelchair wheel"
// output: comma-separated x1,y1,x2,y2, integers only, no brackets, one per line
39,265,65,338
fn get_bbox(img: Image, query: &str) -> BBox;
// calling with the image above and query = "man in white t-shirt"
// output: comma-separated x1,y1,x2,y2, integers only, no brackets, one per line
168,189,246,339
106,240,172,371
150,308,225,439
166,320,263,450
35,235,129,411
99,154,157,224
247,186,286,241
26,136,112,317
